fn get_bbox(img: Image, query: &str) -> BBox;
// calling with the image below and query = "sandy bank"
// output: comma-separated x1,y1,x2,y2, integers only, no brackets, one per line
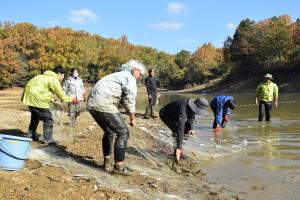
0,107,241,200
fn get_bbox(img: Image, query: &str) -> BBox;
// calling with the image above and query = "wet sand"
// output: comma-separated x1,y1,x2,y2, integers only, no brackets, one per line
0,106,239,200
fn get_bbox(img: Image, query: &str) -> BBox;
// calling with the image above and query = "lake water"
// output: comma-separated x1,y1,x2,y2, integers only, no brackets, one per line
141,93,300,200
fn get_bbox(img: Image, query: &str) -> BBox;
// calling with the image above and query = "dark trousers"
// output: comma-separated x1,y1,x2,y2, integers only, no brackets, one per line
68,102,83,125
88,110,129,162
258,101,272,121
145,91,157,118
28,106,54,140
148,91,157,106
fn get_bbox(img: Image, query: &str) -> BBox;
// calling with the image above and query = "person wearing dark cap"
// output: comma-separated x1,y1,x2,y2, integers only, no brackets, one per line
159,98,209,161
210,96,235,133
22,66,78,144
255,73,279,121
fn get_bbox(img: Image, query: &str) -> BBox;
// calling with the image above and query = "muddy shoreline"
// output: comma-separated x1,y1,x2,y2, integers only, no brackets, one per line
0,107,241,200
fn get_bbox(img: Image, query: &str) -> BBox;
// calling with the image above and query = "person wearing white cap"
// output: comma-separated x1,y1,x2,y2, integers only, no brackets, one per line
255,73,279,121
86,59,146,175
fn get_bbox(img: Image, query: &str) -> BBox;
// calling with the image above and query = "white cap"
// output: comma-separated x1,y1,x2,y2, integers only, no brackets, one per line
120,59,146,75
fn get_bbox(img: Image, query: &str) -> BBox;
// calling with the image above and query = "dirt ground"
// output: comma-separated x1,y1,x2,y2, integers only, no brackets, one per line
0,103,240,200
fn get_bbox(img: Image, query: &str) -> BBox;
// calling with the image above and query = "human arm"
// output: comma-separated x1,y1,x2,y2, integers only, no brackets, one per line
79,79,86,101
176,105,188,150
122,75,137,114
49,79,73,103
274,96,278,107
255,84,261,105
62,79,69,92
273,84,279,107
129,113,137,127
214,110,223,127
145,77,151,98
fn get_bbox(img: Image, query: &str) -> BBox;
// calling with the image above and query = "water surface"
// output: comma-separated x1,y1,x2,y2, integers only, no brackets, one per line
142,93,300,200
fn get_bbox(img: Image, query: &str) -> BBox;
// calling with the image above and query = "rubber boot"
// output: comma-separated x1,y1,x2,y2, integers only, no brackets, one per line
144,104,151,119
151,106,158,118
27,129,40,141
103,157,114,172
42,127,59,145
112,162,133,176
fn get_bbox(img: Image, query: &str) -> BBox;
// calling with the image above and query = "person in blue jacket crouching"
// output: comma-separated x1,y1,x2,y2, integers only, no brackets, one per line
210,96,235,133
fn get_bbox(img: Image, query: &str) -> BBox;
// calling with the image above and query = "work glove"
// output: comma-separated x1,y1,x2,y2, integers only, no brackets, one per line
215,125,221,133
214,125,221,138
71,98,78,104
223,115,229,123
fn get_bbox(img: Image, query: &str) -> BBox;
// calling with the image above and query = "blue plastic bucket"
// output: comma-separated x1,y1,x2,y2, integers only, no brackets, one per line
0,134,32,171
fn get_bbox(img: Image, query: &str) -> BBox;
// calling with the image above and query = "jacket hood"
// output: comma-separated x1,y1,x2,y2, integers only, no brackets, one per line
43,71,58,78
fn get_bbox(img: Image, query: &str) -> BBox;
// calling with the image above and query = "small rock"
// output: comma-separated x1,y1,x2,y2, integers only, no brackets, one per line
209,191,218,195
99,193,106,197
94,185,98,191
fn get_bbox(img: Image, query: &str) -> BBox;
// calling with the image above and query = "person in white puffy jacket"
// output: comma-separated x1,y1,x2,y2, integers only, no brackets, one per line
87,59,146,176
63,68,85,126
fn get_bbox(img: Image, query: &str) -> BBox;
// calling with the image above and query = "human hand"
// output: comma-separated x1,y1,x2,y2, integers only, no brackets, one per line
175,148,184,161
214,125,221,138
275,102,278,108
215,125,221,133
129,119,137,127
148,95,152,99
187,130,196,138
224,115,229,123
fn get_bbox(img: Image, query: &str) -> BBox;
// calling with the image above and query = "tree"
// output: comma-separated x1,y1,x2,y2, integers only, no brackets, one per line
175,50,191,69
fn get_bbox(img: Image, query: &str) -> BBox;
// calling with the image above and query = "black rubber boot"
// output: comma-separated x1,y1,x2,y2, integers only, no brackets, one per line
42,127,59,145
103,157,114,172
151,106,158,118
144,105,151,119
112,163,133,176
27,130,40,141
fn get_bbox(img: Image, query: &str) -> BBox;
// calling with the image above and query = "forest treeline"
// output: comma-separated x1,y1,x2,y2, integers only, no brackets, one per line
0,14,299,89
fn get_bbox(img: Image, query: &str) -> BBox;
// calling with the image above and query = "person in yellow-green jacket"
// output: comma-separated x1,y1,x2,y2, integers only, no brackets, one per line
21,66,78,144
255,73,279,121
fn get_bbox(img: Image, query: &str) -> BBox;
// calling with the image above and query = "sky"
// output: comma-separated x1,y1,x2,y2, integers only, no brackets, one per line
0,0,299,54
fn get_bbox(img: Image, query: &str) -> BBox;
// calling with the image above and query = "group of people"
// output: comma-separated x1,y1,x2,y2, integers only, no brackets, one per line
21,59,279,176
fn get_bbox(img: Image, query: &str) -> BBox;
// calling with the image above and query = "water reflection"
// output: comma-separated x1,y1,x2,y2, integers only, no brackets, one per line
137,92,300,172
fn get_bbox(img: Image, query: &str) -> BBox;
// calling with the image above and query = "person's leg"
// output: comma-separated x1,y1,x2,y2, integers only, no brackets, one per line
144,95,151,119
89,110,114,157
150,92,158,118
37,108,55,144
258,101,264,121
28,106,41,141
265,102,272,121
89,110,114,171
74,102,82,119
69,103,76,126
97,112,131,175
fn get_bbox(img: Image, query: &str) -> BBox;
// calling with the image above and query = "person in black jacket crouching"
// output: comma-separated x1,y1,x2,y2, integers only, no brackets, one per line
159,98,209,161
